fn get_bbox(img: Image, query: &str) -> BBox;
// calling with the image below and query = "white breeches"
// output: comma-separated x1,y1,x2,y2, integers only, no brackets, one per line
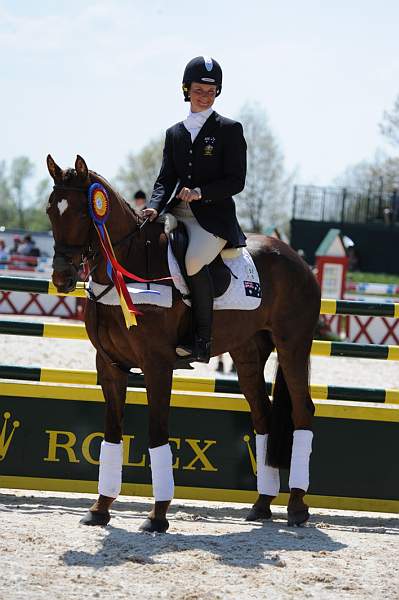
171,202,226,276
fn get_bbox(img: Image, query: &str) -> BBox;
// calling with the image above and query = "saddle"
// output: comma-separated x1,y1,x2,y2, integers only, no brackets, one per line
169,222,231,298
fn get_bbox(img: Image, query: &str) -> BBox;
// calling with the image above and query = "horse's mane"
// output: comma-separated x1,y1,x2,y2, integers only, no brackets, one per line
89,170,141,219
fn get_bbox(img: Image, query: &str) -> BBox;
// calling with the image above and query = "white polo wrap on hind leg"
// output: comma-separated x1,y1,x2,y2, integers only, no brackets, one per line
256,434,280,497
98,440,123,498
149,443,174,501
289,430,313,491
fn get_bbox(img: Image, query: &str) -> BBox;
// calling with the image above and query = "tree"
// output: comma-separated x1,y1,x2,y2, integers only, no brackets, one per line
235,102,293,233
25,178,52,230
380,95,399,148
0,159,52,231
9,156,34,229
335,93,399,193
115,136,164,201
0,161,16,227
334,154,399,193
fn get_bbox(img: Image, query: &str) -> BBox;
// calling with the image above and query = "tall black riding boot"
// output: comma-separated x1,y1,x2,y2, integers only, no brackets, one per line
176,266,214,363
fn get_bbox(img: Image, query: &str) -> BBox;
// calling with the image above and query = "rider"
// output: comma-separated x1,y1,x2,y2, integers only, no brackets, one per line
143,56,247,363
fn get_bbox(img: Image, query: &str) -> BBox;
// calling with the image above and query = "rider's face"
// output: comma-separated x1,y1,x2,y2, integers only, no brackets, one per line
134,198,146,210
189,83,217,113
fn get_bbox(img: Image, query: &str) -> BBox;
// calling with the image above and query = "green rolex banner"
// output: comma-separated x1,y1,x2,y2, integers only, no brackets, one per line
0,381,398,513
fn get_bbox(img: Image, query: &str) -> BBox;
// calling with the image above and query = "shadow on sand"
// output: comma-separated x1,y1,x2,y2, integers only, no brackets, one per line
3,490,398,570
0,490,397,531
61,521,348,570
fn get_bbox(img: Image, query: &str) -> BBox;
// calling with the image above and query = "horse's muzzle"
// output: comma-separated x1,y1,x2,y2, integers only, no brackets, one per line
52,268,79,294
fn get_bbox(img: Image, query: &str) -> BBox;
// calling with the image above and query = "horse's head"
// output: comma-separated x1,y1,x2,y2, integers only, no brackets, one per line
46,154,93,293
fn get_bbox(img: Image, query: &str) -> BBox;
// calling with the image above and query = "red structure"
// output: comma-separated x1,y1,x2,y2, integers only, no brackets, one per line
0,290,84,320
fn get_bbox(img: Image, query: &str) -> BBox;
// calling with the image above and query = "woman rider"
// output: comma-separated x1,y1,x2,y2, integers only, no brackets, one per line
143,56,247,363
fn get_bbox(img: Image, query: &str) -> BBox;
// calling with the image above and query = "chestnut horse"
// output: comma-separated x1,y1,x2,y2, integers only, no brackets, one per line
46,155,321,532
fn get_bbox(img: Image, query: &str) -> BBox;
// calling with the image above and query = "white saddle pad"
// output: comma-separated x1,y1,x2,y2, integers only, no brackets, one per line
169,245,261,310
87,245,262,311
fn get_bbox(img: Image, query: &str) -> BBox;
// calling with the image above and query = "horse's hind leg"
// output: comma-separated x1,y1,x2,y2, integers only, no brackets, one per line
80,357,128,526
230,332,280,521
273,325,315,526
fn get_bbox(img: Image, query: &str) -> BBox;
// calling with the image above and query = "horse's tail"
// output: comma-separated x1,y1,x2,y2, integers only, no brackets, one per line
267,364,294,469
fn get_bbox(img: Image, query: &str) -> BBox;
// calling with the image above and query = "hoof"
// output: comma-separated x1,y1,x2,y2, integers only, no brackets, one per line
245,506,272,522
287,508,310,527
80,510,111,527
139,517,169,533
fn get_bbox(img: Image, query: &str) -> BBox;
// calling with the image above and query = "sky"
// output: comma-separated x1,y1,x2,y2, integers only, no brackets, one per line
1,0,399,193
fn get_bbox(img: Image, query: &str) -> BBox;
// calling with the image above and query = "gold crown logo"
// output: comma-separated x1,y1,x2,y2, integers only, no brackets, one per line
243,434,257,476
0,411,20,461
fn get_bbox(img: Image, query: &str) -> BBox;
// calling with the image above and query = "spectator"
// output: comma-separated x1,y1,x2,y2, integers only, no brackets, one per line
347,246,359,271
133,190,147,211
18,235,35,256
18,235,40,267
10,236,21,254
0,239,7,263
19,234,40,256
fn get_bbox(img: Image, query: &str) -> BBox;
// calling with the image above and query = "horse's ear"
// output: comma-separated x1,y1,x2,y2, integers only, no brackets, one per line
75,155,89,180
47,154,62,181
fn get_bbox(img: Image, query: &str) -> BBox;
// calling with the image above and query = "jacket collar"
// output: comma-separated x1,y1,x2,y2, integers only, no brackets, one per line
179,111,219,146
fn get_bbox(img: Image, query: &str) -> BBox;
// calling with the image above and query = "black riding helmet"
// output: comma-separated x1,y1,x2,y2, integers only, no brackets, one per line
182,56,223,102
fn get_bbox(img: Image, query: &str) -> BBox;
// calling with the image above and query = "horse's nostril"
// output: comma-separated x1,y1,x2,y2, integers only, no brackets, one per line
52,271,76,293
64,277,77,292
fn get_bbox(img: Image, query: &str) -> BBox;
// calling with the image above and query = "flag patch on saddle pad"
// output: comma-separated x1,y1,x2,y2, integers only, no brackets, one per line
244,281,261,298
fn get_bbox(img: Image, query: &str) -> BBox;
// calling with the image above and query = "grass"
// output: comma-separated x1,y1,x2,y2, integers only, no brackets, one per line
347,271,399,284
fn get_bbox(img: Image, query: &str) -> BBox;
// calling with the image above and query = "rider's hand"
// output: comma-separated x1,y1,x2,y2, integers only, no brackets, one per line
142,208,158,221
177,187,201,203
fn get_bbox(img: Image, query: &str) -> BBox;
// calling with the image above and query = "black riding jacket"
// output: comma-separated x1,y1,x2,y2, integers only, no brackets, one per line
149,111,247,247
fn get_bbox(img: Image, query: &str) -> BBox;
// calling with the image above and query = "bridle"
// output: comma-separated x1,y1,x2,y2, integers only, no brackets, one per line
50,182,149,277
51,183,96,275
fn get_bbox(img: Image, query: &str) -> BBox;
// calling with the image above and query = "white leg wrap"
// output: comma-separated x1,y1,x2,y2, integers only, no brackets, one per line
256,434,280,497
289,430,313,491
149,443,174,501
98,440,123,498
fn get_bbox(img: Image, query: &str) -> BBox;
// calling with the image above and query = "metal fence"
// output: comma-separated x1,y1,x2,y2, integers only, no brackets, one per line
292,185,399,224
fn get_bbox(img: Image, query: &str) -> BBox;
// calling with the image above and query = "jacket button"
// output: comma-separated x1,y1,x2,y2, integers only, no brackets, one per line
189,150,193,154
188,175,192,179
188,162,192,166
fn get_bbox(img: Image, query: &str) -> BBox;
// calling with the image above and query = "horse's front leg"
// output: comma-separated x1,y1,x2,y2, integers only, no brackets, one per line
139,356,174,534
80,358,128,526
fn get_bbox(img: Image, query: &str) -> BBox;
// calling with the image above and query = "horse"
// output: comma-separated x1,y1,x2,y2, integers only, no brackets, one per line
46,154,321,532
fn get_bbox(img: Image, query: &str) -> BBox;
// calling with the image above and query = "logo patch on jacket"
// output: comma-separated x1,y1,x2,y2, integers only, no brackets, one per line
244,281,261,298
203,136,215,156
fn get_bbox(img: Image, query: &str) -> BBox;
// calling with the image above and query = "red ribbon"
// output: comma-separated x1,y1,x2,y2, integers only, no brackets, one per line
95,223,171,319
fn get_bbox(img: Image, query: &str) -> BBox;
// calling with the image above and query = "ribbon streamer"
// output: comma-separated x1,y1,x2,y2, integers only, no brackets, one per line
88,183,170,328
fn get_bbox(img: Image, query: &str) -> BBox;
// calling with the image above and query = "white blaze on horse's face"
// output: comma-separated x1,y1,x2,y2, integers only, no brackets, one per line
57,198,68,216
